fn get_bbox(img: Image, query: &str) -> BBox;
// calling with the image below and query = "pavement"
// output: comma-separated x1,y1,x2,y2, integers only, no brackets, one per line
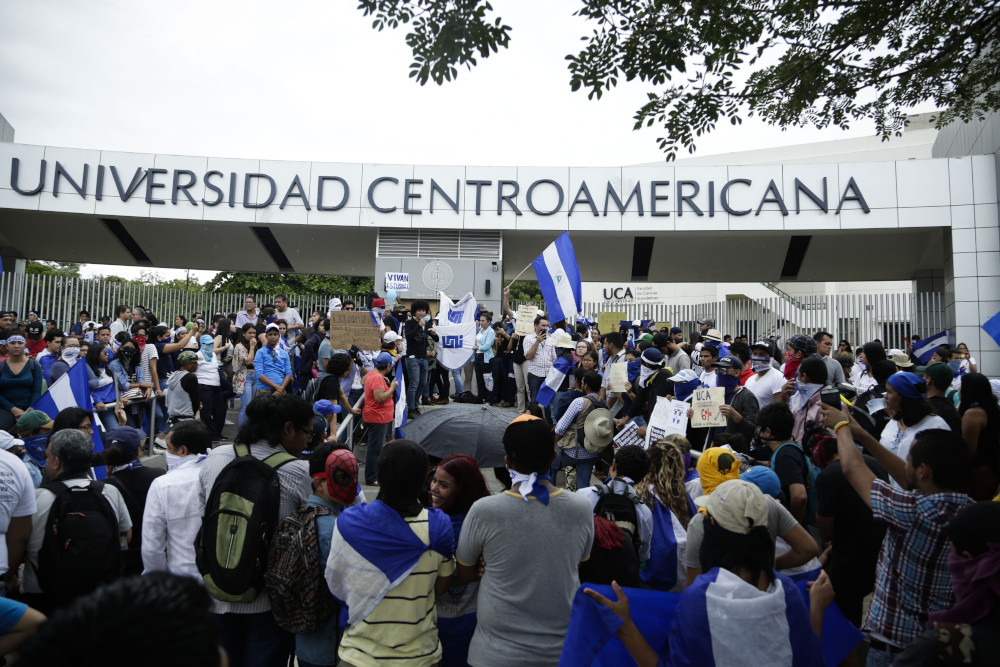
142,398,517,497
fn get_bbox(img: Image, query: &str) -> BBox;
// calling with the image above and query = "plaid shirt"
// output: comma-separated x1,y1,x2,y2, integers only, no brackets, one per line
865,479,972,647
523,332,556,379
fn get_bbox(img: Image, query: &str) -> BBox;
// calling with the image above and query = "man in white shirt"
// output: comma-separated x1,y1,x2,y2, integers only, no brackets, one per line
600,331,628,417
523,315,556,402
697,346,719,388
744,340,785,408
274,294,304,334
0,444,37,584
142,421,213,579
108,305,131,339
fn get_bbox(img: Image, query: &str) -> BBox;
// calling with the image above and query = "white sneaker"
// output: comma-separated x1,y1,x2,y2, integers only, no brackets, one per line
224,419,235,425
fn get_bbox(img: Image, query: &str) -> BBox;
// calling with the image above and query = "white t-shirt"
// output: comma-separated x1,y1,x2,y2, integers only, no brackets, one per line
881,414,950,487
744,368,786,408
275,307,303,330
195,350,221,387
698,369,717,388
0,449,37,576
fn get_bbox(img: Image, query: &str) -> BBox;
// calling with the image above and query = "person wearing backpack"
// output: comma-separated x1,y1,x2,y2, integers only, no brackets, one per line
196,392,313,667
577,445,652,587
103,426,165,576
21,429,131,615
757,402,819,527
266,443,358,667
552,371,607,490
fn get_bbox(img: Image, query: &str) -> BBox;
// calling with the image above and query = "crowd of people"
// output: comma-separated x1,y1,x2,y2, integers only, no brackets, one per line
0,291,997,667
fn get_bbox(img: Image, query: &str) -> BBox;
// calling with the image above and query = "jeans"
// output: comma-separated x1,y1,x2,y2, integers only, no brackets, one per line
364,420,392,484
153,377,168,432
213,611,292,667
451,369,464,395
404,357,429,411
238,375,257,427
552,449,596,489
491,356,506,403
95,407,119,435
866,646,899,667
527,373,545,403
512,361,528,412
199,385,225,437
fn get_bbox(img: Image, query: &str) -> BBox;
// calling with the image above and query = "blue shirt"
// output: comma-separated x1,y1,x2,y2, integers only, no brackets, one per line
296,494,345,664
0,597,27,634
253,345,291,388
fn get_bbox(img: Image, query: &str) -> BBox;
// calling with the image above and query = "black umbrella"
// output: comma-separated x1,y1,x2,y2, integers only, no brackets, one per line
401,403,518,467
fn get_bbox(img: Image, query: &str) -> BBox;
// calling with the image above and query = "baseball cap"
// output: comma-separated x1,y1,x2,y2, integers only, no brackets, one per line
16,409,53,432
383,331,401,344
638,333,654,342
107,426,145,455
312,399,342,416
177,350,199,365
265,322,280,332
651,332,670,348
371,298,386,308
694,480,770,535
640,348,665,366
740,466,781,498
751,340,771,351
887,371,927,399
667,368,699,384
0,431,25,451
669,326,683,336
375,352,394,369
786,334,817,355
698,318,715,327
713,355,744,371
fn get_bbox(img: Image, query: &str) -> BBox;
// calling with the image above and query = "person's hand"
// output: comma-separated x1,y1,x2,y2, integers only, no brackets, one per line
274,386,285,396
503,286,510,295
10,407,24,417
155,388,164,398
351,407,361,416
583,580,632,623
95,402,106,413
807,570,835,611
636,427,647,438
686,407,694,419
818,402,852,429
780,380,796,400
615,417,628,429
719,404,741,422
818,544,832,566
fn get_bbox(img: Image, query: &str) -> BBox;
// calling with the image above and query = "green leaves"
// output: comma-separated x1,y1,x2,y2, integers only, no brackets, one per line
358,0,1000,159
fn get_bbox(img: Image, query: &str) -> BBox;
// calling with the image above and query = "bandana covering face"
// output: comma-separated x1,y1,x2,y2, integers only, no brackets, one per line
324,449,359,506
199,335,214,362
61,347,80,363
929,544,1000,625
751,355,771,374
716,373,740,395
790,382,823,414
639,365,657,387
134,335,147,352
783,351,801,381
507,468,551,505
675,378,700,402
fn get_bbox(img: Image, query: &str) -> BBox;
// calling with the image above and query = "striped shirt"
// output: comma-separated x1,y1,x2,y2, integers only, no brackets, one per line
339,509,456,666
865,480,972,647
197,441,310,615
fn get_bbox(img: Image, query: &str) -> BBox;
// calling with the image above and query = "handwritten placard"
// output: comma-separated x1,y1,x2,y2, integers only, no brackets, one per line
608,362,630,393
613,420,645,449
691,387,726,427
328,311,381,350
598,312,627,337
645,399,690,447
514,305,536,336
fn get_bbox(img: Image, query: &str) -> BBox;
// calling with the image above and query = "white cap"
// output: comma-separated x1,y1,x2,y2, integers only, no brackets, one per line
383,331,401,344
0,431,25,451
265,323,280,332
693,480,770,535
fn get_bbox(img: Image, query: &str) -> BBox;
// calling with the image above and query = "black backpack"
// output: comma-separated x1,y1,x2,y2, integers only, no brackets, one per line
195,443,297,603
593,479,643,556
37,481,122,608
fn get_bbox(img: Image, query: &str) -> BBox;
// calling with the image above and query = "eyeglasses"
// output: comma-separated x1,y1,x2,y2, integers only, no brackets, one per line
343,306,355,311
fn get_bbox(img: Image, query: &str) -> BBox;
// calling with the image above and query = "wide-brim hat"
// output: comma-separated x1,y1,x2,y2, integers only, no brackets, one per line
552,332,575,349
583,407,614,453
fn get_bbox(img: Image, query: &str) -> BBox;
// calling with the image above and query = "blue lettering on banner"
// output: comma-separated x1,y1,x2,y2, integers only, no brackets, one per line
447,308,464,324
442,335,463,348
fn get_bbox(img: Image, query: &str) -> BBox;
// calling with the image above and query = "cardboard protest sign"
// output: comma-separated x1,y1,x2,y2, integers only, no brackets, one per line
515,304,536,336
691,387,726,427
598,312,627,336
608,362,630,393
645,399,690,447
328,311,381,350
613,420,645,449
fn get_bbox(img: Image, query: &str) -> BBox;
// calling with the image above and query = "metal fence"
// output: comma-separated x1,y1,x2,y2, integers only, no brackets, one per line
0,272,369,331
581,292,945,352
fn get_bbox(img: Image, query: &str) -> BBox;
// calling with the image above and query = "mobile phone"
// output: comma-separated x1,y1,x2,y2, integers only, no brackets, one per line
820,388,841,409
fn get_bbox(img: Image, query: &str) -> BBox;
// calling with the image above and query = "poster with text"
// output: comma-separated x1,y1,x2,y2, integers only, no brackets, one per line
645,399,690,447
608,362,630,393
515,305,536,336
613,420,644,449
691,388,726,427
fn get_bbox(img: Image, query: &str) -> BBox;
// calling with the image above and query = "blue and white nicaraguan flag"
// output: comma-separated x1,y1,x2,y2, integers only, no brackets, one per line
913,330,950,364
532,232,582,325
325,500,454,625
535,354,575,408
393,359,407,439
434,291,478,371
30,360,107,477
639,502,687,592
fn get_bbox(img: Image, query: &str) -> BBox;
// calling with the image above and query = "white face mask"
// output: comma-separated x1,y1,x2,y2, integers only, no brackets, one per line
165,452,184,470
62,347,81,362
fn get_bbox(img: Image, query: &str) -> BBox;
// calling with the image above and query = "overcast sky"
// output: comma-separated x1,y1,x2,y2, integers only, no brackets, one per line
1,0,889,281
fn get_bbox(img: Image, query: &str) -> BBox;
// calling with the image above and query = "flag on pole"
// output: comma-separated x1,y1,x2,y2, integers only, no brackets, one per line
30,361,107,478
393,359,407,439
434,291,477,371
532,232,582,325
535,355,575,408
913,330,950,364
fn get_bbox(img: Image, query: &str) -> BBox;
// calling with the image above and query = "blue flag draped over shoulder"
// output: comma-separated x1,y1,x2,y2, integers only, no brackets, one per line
535,354,575,408
30,361,106,478
559,570,862,667
325,500,454,626
532,232,582,325
393,359,407,439
639,501,687,592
